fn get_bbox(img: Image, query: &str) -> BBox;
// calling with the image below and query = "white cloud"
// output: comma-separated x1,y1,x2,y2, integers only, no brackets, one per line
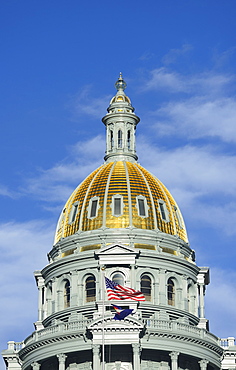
0,184,17,198
143,67,234,96
151,96,236,143
162,44,193,65
22,136,105,203
138,138,236,235
0,220,54,354
70,85,111,119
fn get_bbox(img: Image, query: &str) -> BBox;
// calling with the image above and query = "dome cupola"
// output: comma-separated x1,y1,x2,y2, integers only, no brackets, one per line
54,75,189,249
102,73,140,163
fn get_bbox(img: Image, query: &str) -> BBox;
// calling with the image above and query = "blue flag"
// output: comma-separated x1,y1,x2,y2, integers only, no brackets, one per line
111,304,133,320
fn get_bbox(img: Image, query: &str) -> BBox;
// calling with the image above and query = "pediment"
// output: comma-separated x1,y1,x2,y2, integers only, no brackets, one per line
96,243,139,256
95,244,139,265
88,315,144,331
88,315,144,345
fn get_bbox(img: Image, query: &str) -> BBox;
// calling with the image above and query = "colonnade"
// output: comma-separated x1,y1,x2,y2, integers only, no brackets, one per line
29,350,210,370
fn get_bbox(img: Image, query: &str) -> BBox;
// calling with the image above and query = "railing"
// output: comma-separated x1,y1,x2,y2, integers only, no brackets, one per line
24,320,90,346
5,341,25,352
7,318,221,352
144,319,219,344
220,337,236,348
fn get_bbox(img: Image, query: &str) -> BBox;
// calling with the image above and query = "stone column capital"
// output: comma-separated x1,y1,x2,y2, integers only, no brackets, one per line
170,351,179,361
92,344,100,355
132,343,141,354
198,359,209,370
31,362,40,370
57,353,67,364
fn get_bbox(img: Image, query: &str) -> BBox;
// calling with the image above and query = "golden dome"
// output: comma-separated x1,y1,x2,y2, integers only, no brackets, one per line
54,160,188,244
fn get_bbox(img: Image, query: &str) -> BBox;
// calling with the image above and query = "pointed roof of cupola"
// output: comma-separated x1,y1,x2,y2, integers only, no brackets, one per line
107,73,134,113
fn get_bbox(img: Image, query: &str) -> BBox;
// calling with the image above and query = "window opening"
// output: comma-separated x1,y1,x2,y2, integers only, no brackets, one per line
158,200,169,221
114,198,121,216
118,130,123,148
167,278,175,306
174,205,184,228
110,130,114,149
141,275,151,301
64,280,70,308
90,199,98,218
42,287,45,305
127,130,131,149
85,275,96,302
138,199,146,217
160,202,166,220
112,273,124,286
69,202,79,223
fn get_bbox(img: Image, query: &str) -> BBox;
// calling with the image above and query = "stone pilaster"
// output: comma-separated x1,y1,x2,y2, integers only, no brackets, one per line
70,270,78,306
158,269,166,305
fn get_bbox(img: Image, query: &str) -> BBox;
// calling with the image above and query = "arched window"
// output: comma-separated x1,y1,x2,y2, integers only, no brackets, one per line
167,278,175,306
118,130,123,148
141,274,152,301
85,275,96,302
127,130,131,149
110,130,114,149
64,280,70,308
112,272,124,286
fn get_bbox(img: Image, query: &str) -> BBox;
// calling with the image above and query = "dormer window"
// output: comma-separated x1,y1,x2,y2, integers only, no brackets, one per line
110,194,124,217
88,196,100,219
174,205,184,228
136,195,149,218
158,200,169,222
117,95,124,101
68,201,79,224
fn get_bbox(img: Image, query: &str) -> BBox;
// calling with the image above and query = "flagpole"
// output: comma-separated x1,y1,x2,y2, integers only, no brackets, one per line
101,266,106,370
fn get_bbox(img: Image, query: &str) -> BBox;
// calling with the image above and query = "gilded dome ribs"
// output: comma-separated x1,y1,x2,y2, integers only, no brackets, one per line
54,161,188,244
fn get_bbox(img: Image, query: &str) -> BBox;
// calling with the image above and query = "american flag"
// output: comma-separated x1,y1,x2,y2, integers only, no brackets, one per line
105,277,145,301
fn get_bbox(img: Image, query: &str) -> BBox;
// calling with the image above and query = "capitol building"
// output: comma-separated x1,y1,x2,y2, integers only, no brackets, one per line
2,75,236,370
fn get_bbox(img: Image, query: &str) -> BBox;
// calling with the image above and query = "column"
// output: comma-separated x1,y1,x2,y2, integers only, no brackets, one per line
51,277,56,313
32,362,40,370
132,343,141,370
70,270,78,306
92,344,100,370
170,351,179,370
182,275,188,311
198,283,205,318
198,359,208,370
158,269,166,305
57,354,67,370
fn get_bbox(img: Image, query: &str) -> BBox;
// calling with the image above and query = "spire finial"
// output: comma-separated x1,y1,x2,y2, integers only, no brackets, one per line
115,72,127,91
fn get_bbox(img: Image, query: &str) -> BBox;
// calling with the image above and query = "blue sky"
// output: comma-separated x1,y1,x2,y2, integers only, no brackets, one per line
1,1,236,367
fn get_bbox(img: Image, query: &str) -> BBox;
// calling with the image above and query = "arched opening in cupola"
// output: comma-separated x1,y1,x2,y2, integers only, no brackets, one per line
118,130,123,148
141,274,152,301
85,275,96,302
64,280,70,308
167,278,175,306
